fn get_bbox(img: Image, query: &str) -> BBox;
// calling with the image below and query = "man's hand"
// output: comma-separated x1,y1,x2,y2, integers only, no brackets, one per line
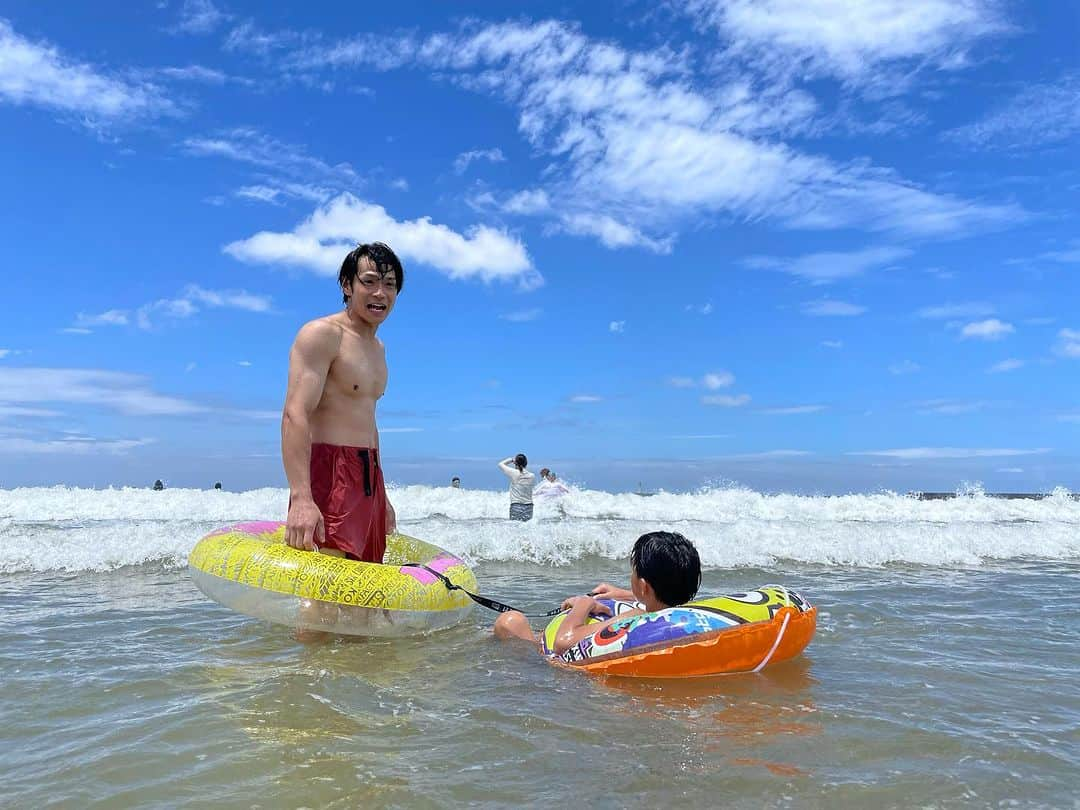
285,496,324,551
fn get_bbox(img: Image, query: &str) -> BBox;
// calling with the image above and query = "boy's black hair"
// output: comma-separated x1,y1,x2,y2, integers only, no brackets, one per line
514,453,528,471
340,242,404,303
631,531,701,607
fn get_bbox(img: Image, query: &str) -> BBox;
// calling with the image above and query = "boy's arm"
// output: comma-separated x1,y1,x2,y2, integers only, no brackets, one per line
553,596,637,656
589,582,636,601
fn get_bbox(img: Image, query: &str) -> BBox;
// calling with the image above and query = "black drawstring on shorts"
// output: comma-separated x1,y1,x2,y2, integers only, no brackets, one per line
357,448,378,497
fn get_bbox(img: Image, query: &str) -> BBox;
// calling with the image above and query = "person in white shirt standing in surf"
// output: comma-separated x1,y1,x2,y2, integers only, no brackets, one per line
498,453,535,521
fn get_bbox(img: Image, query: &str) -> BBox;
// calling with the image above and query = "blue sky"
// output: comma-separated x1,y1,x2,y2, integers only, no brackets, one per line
1,0,1078,493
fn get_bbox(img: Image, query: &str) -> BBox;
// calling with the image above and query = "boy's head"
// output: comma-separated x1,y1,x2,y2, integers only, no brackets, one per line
630,531,701,607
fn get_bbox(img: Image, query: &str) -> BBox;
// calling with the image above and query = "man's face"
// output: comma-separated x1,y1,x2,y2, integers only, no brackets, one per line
346,262,397,324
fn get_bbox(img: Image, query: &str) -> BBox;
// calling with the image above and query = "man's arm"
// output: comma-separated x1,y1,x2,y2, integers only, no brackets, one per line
282,321,338,551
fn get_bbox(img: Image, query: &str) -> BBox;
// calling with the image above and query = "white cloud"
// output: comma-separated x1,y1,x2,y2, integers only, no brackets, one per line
183,127,358,184
0,435,155,456
558,213,673,253
234,182,334,205
850,447,1049,459
702,371,735,390
0,405,60,419
1056,328,1080,358
916,399,987,415
0,368,207,416
685,301,714,315
609,321,625,333
987,358,1023,373
702,393,751,407
570,394,603,403
237,360,252,367
917,301,995,320
1058,412,1080,424
996,467,1024,473
677,0,1010,87
960,318,1014,340
802,300,866,317
73,286,272,332
1038,242,1080,264
224,193,540,289
292,21,1019,248
502,189,550,215
745,245,910,283
888,360,920,375
759,405,826,414
946,72,1080,149
453,147,505,174
821,340,843,349
500,308,542,322
172,0,230,34
0,19,171,122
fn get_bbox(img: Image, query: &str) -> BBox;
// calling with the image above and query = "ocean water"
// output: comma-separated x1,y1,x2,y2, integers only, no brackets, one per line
1,484,1078,809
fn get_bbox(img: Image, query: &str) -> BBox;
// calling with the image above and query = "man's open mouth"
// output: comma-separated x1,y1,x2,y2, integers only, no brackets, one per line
367,304,387,312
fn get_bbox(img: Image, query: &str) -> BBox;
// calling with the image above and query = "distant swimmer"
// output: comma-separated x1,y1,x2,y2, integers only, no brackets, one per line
213,482,222,490
152,479,164,491
534,468,570,499
498,454,535,521
281,242,403,563
451,476,461,489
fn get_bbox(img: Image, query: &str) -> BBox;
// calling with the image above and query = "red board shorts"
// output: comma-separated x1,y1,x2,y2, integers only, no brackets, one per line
307,443,388,563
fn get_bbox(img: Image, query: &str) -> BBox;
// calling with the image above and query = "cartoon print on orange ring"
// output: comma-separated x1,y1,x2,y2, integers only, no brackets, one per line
544,587,813,665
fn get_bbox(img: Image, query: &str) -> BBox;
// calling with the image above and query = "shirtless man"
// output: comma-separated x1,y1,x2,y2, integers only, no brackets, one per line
281,242,402,562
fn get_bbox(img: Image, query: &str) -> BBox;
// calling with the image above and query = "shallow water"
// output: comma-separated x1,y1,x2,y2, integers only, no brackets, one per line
1,486,1078,808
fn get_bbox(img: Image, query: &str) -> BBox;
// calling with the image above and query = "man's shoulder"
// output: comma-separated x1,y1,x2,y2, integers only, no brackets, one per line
293,315,345,354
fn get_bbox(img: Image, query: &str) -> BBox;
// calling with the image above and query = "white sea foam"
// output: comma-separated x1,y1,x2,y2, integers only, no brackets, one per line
0,484,1077,573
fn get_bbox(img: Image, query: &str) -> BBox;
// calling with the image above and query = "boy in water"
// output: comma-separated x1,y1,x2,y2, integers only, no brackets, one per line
494,531,701,657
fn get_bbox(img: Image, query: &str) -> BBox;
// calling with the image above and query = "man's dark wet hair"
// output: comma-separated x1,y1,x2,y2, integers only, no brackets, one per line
514,453,528,471
630,531,701,606
340,242,404,303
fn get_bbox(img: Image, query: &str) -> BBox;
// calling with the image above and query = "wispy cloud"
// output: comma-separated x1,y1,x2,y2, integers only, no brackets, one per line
888,360,921,375
850,447,1049,459
289,20,1020,249
946,72,1080,149
1056,328,1080,358
0,435,155,456
702,372,735,390
0,368,207,416
73,286,272,332
821,340,843,349
917,301,995,320
0,19,172,123
609,321,626,334
1038,241,1080,264
916,399,988,415
674,0,1011,88
987,358,1023,373
744,245,910,283
171,0,230,34
500,308,542,322
759,405,826,415
960,318,1014,340
234,182,335,205
224,193,540,289
183,127,358,185
702,393,751,407
802,300,866,317
453,147,505,174
570,394,603,403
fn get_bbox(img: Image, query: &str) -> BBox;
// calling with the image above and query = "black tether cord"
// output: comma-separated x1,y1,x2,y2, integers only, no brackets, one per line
401,563,565,617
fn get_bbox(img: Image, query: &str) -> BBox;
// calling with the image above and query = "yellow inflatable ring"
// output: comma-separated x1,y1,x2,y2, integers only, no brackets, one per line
189,521,476,636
